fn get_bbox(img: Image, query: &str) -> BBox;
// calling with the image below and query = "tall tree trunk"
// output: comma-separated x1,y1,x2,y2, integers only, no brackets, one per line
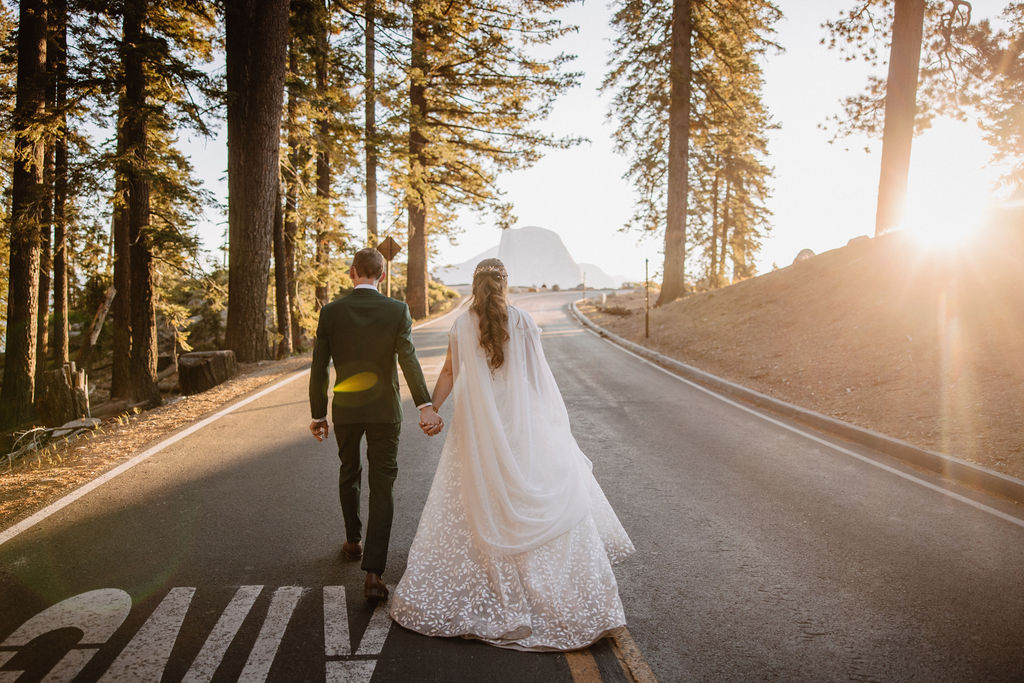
224,0,289,362
1,0,47,427
406,0,429,319
709,170,719,288
35,139,53,392
110,112,132,396
52,0,69,368
273,187,292,358
874,0,926,236
123,0,160,407
284,47,302,349
314,8,331,307
719,177,730,284
658,0,691,306
35,5,58,395
365,0,378,247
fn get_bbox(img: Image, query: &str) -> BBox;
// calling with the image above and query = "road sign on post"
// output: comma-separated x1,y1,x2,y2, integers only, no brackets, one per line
376,236,402,298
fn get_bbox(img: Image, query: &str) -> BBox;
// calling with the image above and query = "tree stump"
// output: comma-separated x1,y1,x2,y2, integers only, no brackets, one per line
36,362,91,427
178,350,238,395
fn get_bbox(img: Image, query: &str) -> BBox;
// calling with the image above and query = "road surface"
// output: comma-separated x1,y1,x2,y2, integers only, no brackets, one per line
1,291,1023,681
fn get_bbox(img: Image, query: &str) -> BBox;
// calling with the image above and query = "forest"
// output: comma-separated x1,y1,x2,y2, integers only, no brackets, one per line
2,0,1024,432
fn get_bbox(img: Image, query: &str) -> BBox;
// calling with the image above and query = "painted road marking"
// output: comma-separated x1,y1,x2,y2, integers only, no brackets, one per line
326,659,377,682
0,588,132,682
0,584,650,682
583,326,1024,531
609,629,658,682
238,586,303,681
566,649,603,682
183,584,262,683
100,587,195,682
355,598,390,656
323,586,351,657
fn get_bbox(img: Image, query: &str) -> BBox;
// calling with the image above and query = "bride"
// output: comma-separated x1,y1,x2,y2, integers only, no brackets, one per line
389,258,634,651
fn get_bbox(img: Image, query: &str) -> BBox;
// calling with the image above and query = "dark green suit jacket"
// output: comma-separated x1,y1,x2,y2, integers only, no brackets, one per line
309,288,431,424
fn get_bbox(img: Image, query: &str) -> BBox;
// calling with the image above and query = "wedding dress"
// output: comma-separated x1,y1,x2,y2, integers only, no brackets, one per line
390,306,634,651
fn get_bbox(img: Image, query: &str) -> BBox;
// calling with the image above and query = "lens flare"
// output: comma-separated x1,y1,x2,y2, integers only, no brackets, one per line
334,372,378,393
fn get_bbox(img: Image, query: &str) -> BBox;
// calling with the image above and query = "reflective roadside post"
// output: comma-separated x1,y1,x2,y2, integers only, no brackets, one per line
645,258,650,339
377,235,401,298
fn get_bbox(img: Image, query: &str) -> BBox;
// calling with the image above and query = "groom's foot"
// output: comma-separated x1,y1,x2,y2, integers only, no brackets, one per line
341,541,363,561
364,572,389,602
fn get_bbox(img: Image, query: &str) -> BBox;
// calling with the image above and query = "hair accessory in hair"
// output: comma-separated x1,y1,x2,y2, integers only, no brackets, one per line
474,263,507,280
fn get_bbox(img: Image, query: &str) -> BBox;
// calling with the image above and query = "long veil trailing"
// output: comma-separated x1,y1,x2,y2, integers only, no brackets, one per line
448,306,591,554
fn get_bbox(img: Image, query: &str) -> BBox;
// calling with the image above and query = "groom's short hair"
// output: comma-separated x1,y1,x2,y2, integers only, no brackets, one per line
352,247,385,280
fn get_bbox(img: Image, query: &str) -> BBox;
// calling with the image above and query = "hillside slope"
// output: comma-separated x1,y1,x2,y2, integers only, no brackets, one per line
581,228,1024,479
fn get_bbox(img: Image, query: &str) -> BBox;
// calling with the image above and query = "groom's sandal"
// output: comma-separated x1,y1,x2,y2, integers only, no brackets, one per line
364,573,389,602
342,541,363,560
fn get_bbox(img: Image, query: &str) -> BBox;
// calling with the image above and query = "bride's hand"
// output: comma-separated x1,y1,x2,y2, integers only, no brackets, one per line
419,416,443,436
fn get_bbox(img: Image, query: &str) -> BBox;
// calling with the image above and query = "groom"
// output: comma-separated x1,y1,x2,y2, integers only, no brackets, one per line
308,247,442,601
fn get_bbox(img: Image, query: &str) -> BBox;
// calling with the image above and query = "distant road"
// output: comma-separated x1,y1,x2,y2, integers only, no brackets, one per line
1,291,1022,681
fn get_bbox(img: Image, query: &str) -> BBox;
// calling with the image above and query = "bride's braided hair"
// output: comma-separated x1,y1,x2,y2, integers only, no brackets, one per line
471,258,510,371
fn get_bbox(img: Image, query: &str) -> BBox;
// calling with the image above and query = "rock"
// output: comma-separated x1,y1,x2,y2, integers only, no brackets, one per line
178,350,238,395
793,248,816,264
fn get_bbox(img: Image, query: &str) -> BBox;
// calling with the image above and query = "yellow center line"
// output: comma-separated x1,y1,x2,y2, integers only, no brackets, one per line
609,628,659,682
566,649,603,682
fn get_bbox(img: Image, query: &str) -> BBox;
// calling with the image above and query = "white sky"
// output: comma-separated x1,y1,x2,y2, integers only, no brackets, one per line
190,0,1010,283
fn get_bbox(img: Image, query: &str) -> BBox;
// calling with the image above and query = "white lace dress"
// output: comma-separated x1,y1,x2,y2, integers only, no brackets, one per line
390,307,634,651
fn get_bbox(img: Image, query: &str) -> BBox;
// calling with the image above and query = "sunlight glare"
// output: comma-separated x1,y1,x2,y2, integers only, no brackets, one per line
896,120,999,250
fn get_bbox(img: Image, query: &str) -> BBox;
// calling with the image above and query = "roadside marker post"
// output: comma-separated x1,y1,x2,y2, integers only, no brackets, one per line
644,258,650,339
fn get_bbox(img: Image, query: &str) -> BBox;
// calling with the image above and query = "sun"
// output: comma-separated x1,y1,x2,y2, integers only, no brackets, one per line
898,185,989,250
895,119,1000,250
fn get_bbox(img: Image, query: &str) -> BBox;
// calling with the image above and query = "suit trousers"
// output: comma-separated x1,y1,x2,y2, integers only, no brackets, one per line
333,421,401,575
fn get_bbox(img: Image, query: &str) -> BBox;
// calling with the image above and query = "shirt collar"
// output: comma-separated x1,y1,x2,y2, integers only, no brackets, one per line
354,284,379,291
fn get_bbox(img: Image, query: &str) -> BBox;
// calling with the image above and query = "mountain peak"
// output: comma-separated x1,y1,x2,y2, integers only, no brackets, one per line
436,226,624,288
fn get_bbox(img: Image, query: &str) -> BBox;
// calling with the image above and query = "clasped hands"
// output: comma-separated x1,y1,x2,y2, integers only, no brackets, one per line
419,405,443,437
309,408,442,440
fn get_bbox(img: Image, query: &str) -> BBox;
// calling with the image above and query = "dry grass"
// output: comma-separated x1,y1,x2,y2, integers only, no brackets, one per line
0,356,311,530
581,227,1024,480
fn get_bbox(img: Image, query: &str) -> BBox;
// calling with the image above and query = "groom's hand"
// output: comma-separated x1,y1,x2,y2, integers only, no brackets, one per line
310,420,329,442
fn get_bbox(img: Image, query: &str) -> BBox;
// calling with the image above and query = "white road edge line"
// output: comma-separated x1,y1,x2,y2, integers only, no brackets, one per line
0,369,309,548
583,327,1024,531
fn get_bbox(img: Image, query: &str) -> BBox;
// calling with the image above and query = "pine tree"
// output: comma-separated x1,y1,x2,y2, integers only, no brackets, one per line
400,0,580,318
224,0,289,362
51,0,69,368
605,0,779,301
823,1,975,235
960,4,1024,190
1,0,47,427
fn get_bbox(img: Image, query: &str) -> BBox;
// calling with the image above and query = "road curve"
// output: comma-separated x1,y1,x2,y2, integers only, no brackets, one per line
0,291,1022,681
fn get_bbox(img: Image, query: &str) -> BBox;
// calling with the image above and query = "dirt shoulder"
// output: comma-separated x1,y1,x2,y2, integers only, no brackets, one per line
1,356,311,531
578,229,1024,481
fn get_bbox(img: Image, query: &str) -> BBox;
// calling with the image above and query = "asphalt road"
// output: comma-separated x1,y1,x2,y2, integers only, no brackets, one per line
1,291,1023,682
